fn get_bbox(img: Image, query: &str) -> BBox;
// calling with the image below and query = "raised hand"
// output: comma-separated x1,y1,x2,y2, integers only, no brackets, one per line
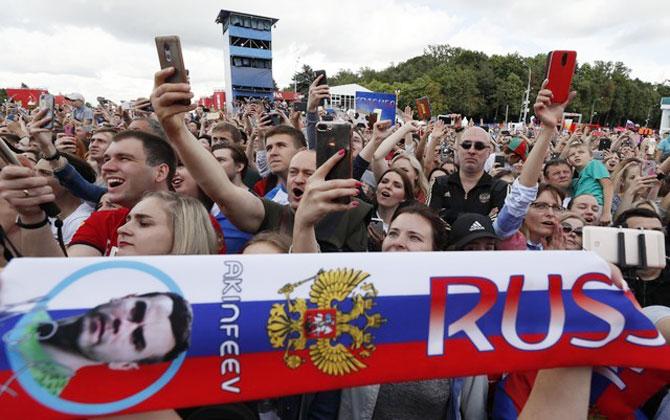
534,79,577,129
151,67,197,134
307,75,330,113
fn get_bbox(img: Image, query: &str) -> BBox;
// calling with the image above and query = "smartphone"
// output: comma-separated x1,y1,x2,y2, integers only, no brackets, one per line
416,97,431,120
314,70,328,106
268,112,282,127
316,122,352,203
583,226,666,269
367,112,378,130
293,101,307,113
494,154,506,167
39,93,55,130
592,150,604,160
642,160,657,177
545,50,577,104
598,138,612,151
155,35,190,105
0,139,60,217
437,114,452,125
64,124,74,136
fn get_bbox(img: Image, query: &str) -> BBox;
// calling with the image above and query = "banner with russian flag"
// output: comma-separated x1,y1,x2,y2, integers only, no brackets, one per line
1,251,669,418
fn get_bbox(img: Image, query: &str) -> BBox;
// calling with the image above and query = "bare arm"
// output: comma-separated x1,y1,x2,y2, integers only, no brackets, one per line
151,68,265,233
519,367,591,420
599,177,613,225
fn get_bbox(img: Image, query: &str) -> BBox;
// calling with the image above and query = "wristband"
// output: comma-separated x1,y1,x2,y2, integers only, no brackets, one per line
42,149,60,161
16,213,49,229
455,127,465,133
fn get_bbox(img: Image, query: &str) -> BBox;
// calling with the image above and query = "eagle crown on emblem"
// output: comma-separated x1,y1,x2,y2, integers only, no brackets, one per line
267,268,386,376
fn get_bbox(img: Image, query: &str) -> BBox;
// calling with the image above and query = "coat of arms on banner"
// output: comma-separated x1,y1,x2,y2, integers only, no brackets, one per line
267,268,385,376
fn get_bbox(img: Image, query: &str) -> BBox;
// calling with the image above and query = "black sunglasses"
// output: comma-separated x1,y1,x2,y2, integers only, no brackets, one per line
460,141,488,151
561,223,583,236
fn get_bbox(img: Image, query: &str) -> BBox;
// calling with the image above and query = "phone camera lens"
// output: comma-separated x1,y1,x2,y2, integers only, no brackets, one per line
561,53,568,66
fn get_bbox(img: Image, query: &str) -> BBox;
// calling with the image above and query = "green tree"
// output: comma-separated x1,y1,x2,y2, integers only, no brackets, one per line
291,65,316,96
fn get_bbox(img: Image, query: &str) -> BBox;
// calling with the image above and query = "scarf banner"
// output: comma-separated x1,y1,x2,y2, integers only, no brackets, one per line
1,251,669,418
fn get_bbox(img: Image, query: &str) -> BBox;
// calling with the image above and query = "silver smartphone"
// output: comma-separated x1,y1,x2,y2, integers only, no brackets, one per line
583,226,666,269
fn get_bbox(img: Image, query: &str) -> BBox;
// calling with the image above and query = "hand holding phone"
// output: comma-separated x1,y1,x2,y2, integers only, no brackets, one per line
0,139,60,217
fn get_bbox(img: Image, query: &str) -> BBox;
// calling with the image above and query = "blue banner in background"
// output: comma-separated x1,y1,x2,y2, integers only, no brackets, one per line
355,91,397,125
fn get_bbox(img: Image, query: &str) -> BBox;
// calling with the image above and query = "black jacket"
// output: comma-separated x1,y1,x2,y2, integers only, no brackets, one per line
428,171,508,225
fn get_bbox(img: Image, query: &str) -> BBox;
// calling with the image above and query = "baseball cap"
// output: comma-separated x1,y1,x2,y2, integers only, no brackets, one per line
507,137,529,161
65,93,84,102
449,213,499,249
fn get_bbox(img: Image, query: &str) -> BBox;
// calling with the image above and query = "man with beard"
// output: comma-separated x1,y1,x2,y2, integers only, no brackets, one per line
15,292,192,396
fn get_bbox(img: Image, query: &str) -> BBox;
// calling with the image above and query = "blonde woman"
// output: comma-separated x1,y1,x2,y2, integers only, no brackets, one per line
610,158,659,219
116,191,219,256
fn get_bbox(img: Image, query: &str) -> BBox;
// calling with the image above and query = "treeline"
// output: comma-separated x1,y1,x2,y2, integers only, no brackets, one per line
291,45,670,128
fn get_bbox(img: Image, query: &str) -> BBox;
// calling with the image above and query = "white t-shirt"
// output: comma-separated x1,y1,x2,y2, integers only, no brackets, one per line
50,202,95,245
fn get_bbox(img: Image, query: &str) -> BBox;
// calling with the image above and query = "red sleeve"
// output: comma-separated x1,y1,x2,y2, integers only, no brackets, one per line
69,209,129,254
208,214,226,254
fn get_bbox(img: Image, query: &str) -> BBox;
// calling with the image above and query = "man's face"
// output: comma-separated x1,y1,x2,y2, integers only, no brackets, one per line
211,129,237,147
626,216,663,232
266,134,300,179
456,128,491,175
78,294,176,364
213,148,242,182
101,138,165,208
461,238,497,251
545,163,573,190
287,150,316,210
89,132,113,161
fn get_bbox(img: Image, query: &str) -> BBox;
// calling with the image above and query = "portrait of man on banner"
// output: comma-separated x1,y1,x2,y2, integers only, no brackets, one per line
12,292,193,397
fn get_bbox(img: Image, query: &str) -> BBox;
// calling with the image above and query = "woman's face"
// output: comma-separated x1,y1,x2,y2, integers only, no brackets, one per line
429,169,447,185
571,195,600,225
351,132,363,159
172,165,200,199
561,217,584,250
376,172,407,209
382,213,434,252
525,190,562,241
392,158,418,189
605,154,620,171
116,197,173,256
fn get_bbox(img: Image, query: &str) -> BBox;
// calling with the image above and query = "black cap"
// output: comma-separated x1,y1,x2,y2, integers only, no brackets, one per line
449,213,498,249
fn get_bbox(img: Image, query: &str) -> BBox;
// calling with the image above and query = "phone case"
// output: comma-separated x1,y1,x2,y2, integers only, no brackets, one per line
155,36,188,84
416,97,431,120
583,226,666,268
545,50,577,104
39,93,55,129
316,122,352,204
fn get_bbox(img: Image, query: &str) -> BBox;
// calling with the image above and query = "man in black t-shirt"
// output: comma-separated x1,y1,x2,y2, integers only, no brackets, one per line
428,127,507,224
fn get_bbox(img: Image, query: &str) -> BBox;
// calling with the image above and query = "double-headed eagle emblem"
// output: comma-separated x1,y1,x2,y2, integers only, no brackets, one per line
267,268,385,376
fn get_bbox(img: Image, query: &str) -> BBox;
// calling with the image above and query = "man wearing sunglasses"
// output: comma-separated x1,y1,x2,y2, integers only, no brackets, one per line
428,126,508,224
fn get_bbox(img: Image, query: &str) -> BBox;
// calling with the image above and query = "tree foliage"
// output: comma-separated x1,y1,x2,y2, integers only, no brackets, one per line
314,44,667,127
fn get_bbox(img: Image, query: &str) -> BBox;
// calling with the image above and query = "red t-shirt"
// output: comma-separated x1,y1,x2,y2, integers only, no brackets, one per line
70,208,226,255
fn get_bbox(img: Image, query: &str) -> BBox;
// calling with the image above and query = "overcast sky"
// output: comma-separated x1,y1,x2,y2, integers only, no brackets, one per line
1,0,668,102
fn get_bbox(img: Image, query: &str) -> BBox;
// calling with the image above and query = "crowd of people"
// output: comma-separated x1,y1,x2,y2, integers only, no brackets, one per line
0,63,669,419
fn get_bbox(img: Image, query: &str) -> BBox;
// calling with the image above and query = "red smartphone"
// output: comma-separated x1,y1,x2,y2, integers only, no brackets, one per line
545,50,577,104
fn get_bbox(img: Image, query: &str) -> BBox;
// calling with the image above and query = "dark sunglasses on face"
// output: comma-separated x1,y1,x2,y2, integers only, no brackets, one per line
460,141,488,151
561,223,583,236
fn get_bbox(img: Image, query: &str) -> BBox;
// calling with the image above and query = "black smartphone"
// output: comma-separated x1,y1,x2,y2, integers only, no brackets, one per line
0,139,60,217
437,114,452,125
316,122,352,203
268,112,282,127
598,138,612,151
494,154,506,167
39,93,55,130
155,35,190,106
314,70,327,106
293,101,307,113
